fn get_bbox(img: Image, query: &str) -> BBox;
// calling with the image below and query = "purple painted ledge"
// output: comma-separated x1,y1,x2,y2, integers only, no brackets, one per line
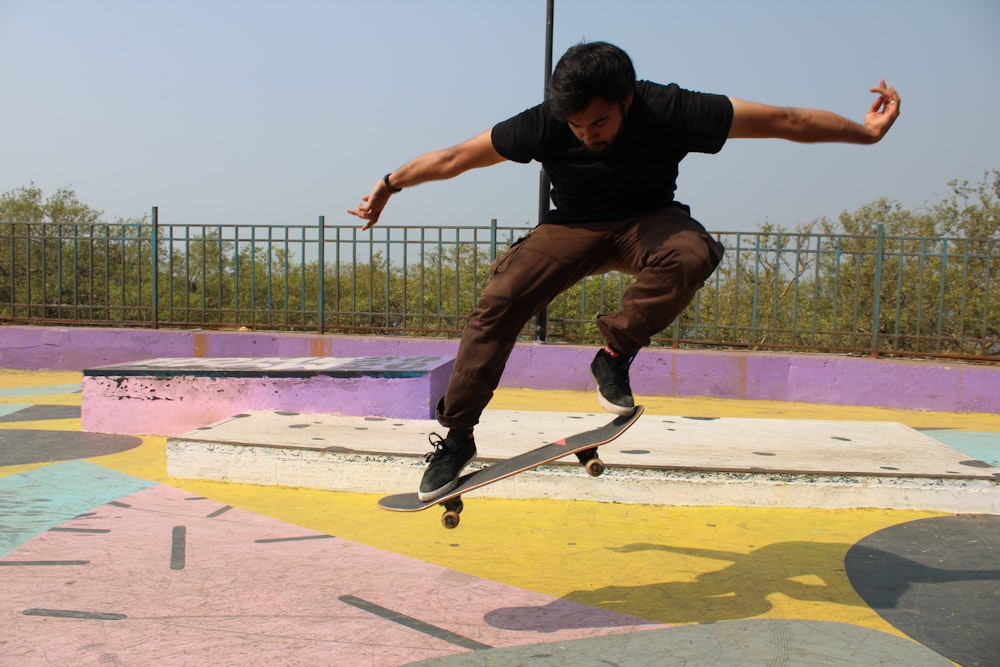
1,325,997,414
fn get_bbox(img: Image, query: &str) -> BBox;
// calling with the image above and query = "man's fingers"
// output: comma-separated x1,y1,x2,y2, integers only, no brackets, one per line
868,80,900,113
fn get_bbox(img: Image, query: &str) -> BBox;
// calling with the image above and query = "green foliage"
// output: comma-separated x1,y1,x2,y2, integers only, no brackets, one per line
813,171,999,355
549,170,999,357
1,172,997,358
0,183,153,321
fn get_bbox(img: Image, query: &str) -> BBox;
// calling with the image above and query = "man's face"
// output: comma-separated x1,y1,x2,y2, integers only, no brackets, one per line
566,94,633,153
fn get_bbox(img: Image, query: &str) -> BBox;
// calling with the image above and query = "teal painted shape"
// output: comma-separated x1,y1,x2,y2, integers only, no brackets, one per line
0,404,29,418
923,430,1000,468
0,460,155,556
0,384,81,398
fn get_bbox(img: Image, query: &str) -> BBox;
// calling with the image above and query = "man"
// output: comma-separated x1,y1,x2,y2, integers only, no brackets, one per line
348,41,900,502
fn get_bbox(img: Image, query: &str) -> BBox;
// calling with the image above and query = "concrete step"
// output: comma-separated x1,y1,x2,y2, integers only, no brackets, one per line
167,409,1000,514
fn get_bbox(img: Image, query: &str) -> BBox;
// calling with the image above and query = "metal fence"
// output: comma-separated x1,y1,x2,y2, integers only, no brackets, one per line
2,212,997,361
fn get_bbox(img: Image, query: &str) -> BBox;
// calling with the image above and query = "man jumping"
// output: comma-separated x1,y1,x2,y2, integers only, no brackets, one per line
348,41,900,501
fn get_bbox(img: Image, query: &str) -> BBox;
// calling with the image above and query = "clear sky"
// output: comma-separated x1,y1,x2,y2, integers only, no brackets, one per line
2,0,998,233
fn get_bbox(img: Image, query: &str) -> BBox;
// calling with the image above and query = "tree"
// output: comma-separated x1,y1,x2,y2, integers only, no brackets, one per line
814,171,999,355
0,184,154,322
0,184,102,318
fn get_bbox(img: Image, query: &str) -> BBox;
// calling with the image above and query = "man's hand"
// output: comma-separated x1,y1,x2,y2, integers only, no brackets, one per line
347,178,393,231
346,130,506,232
865,79,901,142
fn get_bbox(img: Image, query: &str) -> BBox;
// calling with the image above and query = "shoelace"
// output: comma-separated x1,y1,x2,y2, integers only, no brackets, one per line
424,433,447,463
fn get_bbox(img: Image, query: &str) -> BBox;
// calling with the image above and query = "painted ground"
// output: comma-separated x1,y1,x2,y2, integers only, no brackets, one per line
1,370,997,666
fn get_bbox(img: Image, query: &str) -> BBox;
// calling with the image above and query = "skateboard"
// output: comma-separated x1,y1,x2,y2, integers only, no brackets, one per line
378,406,643,528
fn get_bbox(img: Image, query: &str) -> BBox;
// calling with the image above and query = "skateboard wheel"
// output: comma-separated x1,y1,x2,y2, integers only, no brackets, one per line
585,457,605,477
441,511,461,529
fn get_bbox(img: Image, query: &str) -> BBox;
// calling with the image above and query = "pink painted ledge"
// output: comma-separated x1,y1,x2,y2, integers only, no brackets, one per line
80,356,453,436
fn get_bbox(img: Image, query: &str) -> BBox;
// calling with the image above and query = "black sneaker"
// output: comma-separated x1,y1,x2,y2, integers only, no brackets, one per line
590,347,636,416
418,431,477,501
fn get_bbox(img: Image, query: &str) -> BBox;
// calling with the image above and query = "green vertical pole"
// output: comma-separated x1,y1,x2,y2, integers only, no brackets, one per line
151,206,159,329
490,218,497,262
870,223,884,357
318,215,325,334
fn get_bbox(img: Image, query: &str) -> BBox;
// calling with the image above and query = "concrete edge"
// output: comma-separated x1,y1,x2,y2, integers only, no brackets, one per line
166,441,999,514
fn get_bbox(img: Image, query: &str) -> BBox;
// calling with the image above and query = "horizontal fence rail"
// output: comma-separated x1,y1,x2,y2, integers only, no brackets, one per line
1,214,997,361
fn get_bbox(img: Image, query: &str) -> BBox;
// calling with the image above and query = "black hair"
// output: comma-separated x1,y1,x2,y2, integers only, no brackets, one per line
546,41,637,121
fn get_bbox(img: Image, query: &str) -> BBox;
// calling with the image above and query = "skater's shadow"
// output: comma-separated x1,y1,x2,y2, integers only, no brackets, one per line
486,539,998,631
483,596,660,633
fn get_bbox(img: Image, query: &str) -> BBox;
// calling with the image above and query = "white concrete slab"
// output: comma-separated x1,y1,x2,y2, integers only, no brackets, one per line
167,410,1000,513
174,409,994,478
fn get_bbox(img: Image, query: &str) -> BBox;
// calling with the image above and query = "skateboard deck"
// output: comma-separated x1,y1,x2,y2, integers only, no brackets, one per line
378,405,643,528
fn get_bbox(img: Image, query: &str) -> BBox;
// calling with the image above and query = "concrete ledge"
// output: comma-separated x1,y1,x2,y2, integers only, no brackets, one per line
166,410,1000,514
81,356,453,436
3,325,998,413
167,441,999,514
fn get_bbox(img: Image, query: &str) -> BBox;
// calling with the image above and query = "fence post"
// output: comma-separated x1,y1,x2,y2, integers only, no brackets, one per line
870,223,884,357
317,215,325,335
151,206,159,329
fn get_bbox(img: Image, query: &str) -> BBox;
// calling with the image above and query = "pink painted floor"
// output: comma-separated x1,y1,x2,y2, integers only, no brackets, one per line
1,484,661,666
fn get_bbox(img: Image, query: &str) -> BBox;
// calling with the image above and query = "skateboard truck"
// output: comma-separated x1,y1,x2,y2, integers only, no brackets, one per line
435,448,606,529
575,447,606,477
439,498,464,529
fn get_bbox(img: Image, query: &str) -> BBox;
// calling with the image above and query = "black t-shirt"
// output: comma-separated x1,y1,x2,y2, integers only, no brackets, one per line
491,80,733,223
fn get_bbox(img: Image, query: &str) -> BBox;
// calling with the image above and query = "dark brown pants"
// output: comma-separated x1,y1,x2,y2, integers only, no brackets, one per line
436,204,724,429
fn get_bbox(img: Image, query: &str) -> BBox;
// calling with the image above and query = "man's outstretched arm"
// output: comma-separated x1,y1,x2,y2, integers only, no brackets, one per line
348,129,508,230
728,80,900,145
